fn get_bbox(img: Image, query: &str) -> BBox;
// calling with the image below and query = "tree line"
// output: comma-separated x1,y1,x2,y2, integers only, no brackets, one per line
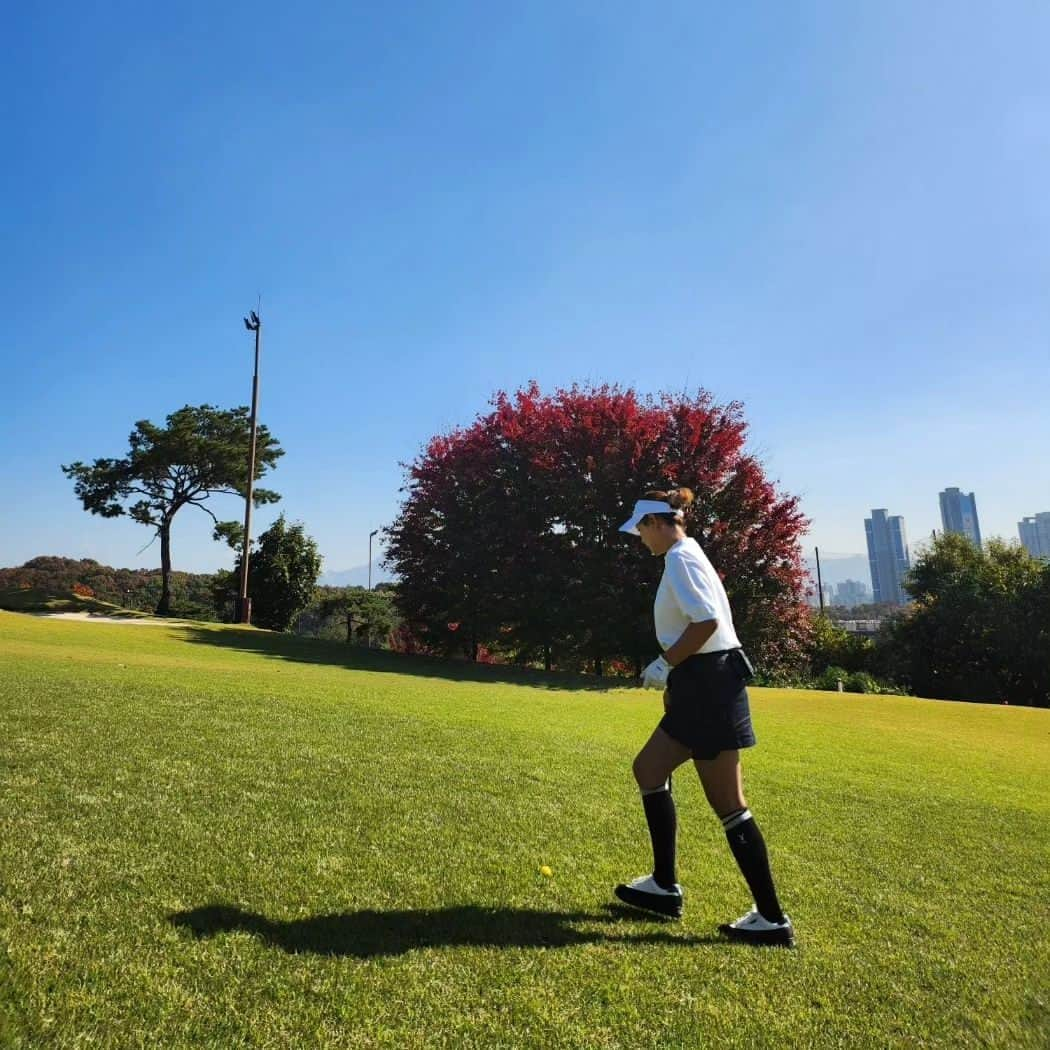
0,552,400,640
806,533,1050,707
49,386,1048,705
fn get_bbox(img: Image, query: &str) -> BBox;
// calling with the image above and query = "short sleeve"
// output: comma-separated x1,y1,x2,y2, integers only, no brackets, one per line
665,551,720,624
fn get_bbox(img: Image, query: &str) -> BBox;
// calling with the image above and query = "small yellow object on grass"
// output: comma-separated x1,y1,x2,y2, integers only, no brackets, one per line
539,865,553,877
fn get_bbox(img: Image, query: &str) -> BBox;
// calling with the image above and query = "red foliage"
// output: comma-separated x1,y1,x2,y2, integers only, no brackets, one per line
386,383,811,674
72,582,95,598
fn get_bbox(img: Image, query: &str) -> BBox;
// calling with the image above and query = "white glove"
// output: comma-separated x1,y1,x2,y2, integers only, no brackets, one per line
641,655,672,690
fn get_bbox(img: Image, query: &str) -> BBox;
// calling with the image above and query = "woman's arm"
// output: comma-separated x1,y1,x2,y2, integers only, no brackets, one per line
665,619,718,667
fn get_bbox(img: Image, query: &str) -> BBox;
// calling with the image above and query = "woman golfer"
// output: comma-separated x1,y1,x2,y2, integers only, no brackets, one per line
614,487,794,947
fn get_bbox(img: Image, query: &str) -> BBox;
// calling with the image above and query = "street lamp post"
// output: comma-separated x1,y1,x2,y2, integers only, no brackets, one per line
237,309,262,624
368,529,379,591
367,528,379,649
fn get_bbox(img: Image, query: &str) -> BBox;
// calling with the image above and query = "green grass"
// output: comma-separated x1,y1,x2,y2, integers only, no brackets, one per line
1,613,1047,1049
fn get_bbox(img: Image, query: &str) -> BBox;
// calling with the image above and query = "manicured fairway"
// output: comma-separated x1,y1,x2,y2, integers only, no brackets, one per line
1,613,1047,1048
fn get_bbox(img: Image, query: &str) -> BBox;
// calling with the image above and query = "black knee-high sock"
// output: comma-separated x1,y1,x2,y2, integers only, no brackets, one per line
721,808,785,923
641,784,677,889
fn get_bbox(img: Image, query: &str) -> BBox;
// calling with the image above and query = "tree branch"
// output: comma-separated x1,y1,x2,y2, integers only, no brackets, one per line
135,530,160,556
189,502,222,526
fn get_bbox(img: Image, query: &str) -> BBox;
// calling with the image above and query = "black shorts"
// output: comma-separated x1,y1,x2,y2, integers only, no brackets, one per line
659,650,757,760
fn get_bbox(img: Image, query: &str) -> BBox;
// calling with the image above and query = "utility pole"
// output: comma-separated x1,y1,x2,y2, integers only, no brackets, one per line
368,529,379,591
237,309,262,624
815,546,825,615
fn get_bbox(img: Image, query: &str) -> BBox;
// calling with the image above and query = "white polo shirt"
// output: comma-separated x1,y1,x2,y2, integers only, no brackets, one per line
655,537,741,654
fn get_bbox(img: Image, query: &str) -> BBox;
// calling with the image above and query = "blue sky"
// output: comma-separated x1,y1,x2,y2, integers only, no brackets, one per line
3,1,1048,583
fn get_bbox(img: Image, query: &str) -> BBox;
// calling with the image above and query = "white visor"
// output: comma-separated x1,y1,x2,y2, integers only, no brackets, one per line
619,499,681,535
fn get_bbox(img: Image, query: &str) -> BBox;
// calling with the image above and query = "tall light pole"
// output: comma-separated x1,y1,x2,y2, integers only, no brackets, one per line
237,309,262,624
368,529,379,591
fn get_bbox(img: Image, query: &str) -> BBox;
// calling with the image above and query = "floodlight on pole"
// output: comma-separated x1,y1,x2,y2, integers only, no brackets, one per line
237,309,262,624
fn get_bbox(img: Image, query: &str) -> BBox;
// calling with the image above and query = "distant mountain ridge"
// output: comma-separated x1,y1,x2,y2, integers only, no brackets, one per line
319,564,397,588
804,554,871,589
1,554,396,595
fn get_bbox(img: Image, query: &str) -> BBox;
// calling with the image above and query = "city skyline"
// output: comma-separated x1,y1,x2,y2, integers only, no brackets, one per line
808,483,1017,597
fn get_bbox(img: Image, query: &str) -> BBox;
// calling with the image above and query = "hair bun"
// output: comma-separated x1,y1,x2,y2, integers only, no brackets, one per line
670,487,695,510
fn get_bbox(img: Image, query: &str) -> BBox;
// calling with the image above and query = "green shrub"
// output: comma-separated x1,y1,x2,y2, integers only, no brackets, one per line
811,664,905,695
815,665,851,691
808,615,873,674
845,670,880,694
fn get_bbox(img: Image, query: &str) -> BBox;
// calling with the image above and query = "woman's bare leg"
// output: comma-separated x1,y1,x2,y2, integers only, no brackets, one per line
693,749,745,817
633,726,692,790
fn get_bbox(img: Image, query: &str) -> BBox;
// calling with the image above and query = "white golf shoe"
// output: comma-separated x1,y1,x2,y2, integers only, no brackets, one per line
718,908,795,947
613,874,683,918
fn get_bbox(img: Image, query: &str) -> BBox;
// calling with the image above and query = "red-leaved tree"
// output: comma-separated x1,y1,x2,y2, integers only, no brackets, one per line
385,383,810,675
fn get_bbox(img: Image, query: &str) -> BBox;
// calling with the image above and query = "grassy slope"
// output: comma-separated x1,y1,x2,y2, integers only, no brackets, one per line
0,613,1047,1049
0,588,150,618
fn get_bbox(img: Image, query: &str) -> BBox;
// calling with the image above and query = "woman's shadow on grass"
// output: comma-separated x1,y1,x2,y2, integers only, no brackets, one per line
176,626,626,693
169,904,724,958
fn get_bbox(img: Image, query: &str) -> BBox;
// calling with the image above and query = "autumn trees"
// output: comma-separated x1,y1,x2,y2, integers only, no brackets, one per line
386,384,810,675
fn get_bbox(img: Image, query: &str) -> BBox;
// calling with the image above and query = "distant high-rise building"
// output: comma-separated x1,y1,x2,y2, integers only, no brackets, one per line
865,509,911,605
1019,512,1050,559
835,579,871,608
939,487,982,546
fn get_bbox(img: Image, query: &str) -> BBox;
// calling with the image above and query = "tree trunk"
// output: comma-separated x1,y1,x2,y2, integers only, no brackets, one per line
593,655,603,677
156,523,172,616
544,644,552,672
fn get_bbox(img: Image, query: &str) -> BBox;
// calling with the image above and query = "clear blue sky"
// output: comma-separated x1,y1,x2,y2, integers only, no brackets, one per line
3,1,1048,582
